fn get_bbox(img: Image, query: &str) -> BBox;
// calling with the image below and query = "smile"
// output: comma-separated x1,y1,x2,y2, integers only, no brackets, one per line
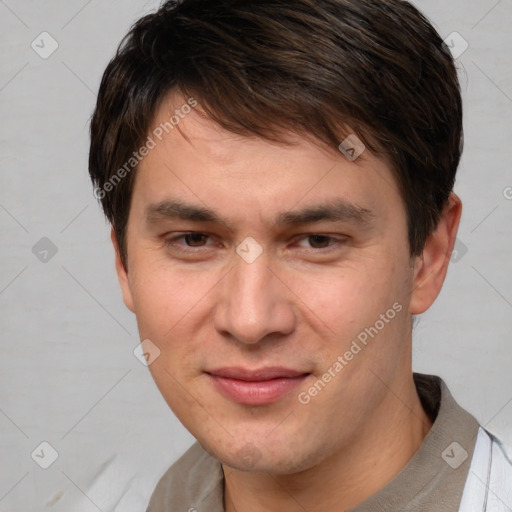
206,367,311,405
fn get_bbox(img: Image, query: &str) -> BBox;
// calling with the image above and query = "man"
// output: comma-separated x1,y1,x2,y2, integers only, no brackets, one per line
88,0,512,509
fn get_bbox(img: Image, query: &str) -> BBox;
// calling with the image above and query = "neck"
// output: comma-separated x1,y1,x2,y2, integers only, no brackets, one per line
223,373,433,512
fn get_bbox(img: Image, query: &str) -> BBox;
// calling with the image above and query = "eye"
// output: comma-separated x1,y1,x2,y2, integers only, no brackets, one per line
295,234,346,250
162,232,347,258
181,233,210,247
164,232,213,250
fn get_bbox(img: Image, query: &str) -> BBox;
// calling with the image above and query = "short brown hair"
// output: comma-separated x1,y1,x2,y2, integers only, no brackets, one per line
89,0,463,268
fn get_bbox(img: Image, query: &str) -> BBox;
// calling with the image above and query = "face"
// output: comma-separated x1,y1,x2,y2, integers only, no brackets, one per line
114,92,446,474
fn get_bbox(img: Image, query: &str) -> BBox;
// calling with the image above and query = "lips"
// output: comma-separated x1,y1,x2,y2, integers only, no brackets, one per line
206,367,310,405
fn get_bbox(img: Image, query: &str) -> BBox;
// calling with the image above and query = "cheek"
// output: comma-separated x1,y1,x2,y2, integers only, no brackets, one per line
291,256,406,330
287,255,411,380
129,262,206,336
130,268,209,409
129,263,222,378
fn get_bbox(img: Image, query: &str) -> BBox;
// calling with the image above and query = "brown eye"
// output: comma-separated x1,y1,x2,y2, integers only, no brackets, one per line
183,233,209,246
307,235,332,248
163,232,216,255
294,234,348,253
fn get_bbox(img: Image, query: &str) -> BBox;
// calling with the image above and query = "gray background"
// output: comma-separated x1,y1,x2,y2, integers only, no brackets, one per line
1,1,511,510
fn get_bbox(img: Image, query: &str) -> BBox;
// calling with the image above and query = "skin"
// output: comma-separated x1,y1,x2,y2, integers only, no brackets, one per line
113,92,462,511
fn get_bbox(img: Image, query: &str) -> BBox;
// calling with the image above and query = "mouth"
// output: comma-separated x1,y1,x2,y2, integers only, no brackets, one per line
206,367,311,405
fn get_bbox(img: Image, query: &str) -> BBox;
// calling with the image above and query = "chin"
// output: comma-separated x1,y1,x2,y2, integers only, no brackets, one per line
201,434,324,475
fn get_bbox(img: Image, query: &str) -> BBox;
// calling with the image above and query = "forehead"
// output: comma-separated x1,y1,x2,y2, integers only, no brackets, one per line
131,92,404,230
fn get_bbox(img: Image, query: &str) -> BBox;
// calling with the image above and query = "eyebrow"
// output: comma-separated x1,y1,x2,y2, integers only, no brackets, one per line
145,198,375,231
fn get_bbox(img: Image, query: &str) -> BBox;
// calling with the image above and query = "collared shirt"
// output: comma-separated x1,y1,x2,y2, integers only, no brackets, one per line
146,373,483,511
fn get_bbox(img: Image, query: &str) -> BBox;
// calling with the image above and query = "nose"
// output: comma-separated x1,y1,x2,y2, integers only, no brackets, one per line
213,252,296,346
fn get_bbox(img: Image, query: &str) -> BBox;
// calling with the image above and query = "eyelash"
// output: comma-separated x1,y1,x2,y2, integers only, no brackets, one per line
163,232,347,253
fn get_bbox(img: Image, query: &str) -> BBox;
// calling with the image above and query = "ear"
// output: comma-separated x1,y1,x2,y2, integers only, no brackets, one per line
409,192,462,314
111,228,135,313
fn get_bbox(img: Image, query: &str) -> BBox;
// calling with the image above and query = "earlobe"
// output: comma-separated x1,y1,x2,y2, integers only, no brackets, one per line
111,228,135,313
409,193,462,314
